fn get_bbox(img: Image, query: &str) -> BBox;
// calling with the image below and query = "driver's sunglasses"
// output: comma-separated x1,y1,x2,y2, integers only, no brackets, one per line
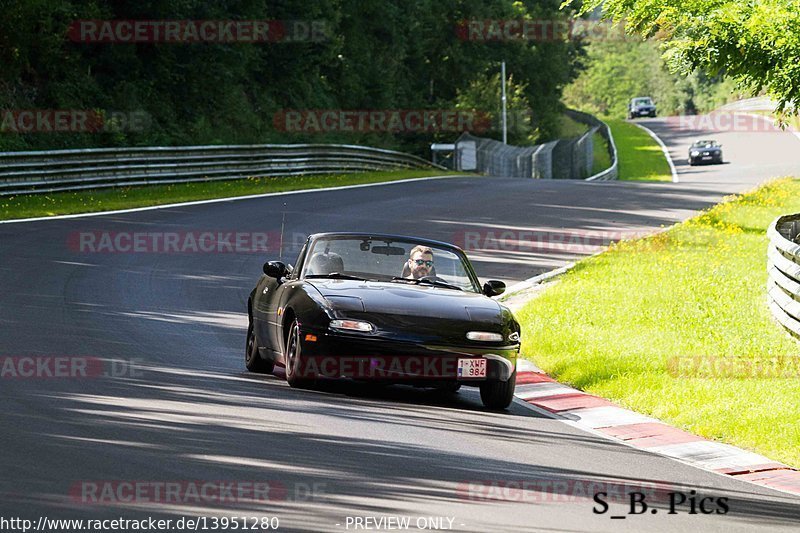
412,259,433,267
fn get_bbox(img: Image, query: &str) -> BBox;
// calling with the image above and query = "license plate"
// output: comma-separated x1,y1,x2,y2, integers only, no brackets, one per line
702,156,712,159
458,358,487,379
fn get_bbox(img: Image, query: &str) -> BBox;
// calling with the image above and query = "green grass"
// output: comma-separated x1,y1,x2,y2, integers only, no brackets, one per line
592,130,612,175
605,119,672,181
0,170,458,221
558,114,591,139
517,178,800,468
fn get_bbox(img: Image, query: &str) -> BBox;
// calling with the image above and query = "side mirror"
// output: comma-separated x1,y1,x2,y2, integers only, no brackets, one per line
483,280,506,297
263,261,288,279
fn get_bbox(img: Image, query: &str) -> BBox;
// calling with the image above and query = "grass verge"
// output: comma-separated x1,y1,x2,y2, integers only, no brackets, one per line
558,114,590,139
0,169,458,221
592,131,612,176
605,119,671,181
516,178,800,468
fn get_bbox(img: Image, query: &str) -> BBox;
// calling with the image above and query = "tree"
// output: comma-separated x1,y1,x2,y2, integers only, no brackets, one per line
562,39,737,118
564,0,800,116
456,72,536,144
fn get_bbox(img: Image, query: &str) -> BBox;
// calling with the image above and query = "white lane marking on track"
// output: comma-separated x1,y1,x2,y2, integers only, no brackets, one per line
0,174,467,225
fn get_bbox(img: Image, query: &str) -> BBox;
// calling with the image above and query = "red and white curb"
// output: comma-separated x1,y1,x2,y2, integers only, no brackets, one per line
514,359,800,497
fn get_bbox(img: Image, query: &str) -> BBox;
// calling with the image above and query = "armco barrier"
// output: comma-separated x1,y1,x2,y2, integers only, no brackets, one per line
453,109,617,180
0,144,443,196
767,214,800,339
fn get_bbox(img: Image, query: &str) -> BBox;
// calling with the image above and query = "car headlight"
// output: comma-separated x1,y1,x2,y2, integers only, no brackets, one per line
690,150,700,156
467,331,504,342
329,319,374,333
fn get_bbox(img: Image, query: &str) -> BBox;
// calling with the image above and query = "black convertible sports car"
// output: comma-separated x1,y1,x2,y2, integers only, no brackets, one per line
246,232,521,409
688,139,723,165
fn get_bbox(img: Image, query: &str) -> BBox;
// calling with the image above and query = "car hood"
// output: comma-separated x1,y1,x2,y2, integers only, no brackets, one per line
307,279,503,322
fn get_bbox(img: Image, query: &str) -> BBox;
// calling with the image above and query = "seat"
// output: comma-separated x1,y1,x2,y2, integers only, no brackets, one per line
306,253,345,275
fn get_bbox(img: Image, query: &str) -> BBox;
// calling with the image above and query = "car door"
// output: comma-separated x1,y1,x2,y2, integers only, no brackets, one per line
265,240,310,355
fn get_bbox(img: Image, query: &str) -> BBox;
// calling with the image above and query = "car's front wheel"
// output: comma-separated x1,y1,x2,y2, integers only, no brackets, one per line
480,372,516,410
245,322,274,373
284,319,315,389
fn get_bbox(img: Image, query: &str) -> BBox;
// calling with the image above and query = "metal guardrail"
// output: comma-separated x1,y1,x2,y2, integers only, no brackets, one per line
453,109,617,180
0,144,443,196
767,214,800,339
566,109,618,182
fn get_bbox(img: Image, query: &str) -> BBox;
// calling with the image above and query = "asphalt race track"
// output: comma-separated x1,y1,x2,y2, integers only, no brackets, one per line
2,115,800,532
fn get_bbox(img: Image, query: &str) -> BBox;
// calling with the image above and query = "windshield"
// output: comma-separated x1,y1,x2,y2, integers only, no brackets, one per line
693,140,717,148
301,236,480,292
633,98,653,106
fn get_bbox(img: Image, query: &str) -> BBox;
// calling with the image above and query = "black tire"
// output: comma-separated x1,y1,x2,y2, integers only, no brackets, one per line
649,112,656,117
284,319,315,389
480,372,516,410
688,158,695,166
246,322,274,373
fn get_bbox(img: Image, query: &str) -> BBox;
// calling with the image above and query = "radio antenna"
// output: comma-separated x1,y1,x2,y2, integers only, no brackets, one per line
279,203,287,260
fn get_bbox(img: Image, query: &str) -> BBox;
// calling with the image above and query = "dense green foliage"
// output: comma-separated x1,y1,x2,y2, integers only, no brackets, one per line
0,0,584,153
564,40,737,118
567,0,800,117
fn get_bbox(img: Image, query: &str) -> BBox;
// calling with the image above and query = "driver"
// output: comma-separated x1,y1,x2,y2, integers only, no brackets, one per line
405,245,434,279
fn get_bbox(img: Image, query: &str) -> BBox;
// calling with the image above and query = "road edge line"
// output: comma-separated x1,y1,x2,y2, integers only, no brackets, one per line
632,122,679,183
0,174,469,225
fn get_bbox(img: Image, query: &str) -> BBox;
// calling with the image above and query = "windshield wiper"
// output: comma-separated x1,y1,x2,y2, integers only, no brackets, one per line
306,272,371,281
390,276,463,291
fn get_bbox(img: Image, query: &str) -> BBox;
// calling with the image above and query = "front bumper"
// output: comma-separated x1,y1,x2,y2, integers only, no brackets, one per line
297,329,518,383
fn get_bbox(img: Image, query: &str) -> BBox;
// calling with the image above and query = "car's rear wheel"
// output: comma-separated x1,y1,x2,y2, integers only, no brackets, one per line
245,322,274,373
480,372,516,410
284,319,315,389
